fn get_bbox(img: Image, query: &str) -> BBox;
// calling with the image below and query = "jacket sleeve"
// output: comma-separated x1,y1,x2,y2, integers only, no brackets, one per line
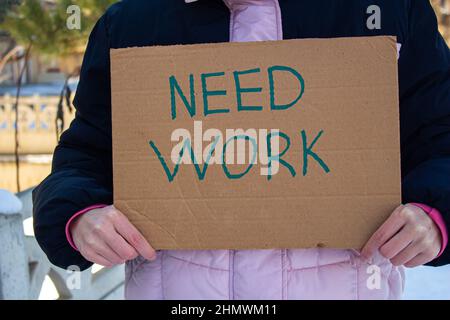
32,13,113,270
400,0,450,266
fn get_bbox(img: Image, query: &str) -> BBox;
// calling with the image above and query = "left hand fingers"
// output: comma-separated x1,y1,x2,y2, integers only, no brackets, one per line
361,205,406,260
404,251,439,268
362,204,442,266
378,224,414,260
389,239,424,266
391,237,440,267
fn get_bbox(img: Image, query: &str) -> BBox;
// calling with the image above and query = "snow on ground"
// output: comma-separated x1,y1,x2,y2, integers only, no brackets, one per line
403,265,450,300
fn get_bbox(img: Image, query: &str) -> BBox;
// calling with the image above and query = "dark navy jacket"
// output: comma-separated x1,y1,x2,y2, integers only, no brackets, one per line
33,0,450,270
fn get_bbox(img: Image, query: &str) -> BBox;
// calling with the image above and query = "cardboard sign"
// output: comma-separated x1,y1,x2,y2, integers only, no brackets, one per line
111,37,401,250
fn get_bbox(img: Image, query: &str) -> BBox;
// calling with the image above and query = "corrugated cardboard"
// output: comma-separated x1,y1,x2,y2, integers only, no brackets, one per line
110,37,401,250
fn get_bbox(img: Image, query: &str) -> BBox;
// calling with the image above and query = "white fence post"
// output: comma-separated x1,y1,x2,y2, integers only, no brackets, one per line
0,189,29,300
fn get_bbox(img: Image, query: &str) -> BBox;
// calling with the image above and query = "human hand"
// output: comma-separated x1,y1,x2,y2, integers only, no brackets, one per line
361,204,441,267
70,205,156,267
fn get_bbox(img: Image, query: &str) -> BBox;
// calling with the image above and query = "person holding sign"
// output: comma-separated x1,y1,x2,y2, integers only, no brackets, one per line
33,0,449,299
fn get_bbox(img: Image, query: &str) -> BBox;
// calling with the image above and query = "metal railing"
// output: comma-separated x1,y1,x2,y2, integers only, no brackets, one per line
0,93,74,155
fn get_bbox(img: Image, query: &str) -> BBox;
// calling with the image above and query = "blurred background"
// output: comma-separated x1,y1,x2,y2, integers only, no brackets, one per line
0,0,449,300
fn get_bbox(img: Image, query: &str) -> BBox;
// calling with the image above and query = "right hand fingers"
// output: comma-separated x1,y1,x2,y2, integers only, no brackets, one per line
88,237,127,265
73,205,155,266
83,248,115,268
76,228,126,266
79,231,138,267
100,223,140,261
111,208,156,261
